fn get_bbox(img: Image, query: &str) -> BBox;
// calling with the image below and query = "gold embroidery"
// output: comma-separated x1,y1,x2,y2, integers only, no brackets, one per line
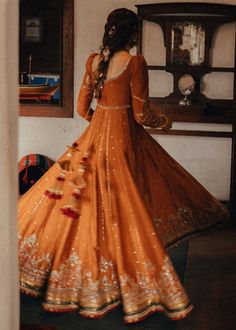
153,203,229,248
97,103,131,110
80,72,93,91
19,233,192,322
133,100,160,128
81,85,93,91
19,234,52,290
84,73,92,87
132,95,146,103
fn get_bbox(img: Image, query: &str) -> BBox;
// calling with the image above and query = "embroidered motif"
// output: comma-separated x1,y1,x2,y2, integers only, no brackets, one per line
153,203,229,248
84,73,92,87
81,85,93,91
19,234,52,290
19,233,191,322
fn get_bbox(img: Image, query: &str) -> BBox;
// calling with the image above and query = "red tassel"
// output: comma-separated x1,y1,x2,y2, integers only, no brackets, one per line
44,174,65,200
80,155,88,164
61,206,80,220
60,186,82,219
72,191,81,200
44,189,63,200
56,176,65,182
72,142,78,148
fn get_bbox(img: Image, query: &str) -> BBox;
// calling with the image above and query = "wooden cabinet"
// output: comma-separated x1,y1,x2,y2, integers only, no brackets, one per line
136,3,236,124
136,3,236,224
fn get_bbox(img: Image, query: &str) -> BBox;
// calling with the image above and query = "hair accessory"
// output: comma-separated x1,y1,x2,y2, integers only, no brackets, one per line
102,47,110,62
108,25,116,37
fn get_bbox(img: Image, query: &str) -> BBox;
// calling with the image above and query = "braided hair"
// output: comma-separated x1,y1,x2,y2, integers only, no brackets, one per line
94,8,138,98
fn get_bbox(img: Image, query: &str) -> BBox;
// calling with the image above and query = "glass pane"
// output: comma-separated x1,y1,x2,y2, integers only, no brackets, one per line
149,71,173,97
171,22,205,65
19,0,62,106
201,72,234,100
142,21,166,66
210,22,235,68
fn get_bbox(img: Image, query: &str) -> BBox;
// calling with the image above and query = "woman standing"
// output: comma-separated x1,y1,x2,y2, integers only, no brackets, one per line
19,8,228,323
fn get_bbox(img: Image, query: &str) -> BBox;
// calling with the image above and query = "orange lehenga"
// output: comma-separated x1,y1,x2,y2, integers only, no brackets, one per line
18,53,228,323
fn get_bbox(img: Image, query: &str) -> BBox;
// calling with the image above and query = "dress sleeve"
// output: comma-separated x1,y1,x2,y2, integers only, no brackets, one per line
130,55,161,128
76,54,95,122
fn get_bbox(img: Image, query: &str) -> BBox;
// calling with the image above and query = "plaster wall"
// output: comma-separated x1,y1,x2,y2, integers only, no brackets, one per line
19,0,236,200
0,1,19,329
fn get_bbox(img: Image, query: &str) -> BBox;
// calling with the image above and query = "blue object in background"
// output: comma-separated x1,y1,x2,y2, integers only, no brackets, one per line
28,74,61,102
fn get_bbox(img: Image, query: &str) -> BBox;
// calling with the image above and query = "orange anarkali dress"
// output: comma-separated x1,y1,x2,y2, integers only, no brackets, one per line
18,53,228,323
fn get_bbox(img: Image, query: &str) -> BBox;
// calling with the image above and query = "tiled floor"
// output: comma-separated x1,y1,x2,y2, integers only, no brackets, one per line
178,228,236,330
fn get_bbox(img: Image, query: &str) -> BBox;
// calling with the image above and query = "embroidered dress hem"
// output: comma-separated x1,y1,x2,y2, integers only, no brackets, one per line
20,285,193,323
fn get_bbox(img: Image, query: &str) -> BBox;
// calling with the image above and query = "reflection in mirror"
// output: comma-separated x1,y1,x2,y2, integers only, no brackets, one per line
171,22,205,66
178,74,195,105
19,0,62,106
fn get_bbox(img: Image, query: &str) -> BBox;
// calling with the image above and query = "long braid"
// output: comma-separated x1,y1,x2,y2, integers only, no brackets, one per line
94,8,138,99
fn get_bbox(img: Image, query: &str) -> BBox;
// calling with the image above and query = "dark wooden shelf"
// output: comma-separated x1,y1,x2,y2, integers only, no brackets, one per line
149,98,234,124
147,65,236,73
146,128,232,138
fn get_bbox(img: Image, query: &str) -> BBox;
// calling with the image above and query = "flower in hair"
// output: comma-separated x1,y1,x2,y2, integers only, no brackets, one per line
103,47,110,62
108,25,116,37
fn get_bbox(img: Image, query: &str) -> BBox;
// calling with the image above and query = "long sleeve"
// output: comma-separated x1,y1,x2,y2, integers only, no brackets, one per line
77,54,95,121
130,55,161,128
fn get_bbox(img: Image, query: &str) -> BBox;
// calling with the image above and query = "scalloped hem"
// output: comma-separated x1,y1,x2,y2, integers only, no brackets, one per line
20,285,42,298
20,286,193,324
124,303,193,323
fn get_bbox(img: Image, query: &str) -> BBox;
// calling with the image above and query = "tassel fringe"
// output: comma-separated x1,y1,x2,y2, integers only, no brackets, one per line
44,141,89,220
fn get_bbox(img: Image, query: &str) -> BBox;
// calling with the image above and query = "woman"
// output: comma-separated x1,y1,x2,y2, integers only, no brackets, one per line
19,8,228,324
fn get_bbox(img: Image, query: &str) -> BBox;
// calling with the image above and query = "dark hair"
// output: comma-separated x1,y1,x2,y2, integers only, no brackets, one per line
94,8,138,98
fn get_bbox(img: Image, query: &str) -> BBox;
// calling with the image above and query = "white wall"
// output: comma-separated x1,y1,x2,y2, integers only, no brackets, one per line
0,0,19,329
19,0,236,200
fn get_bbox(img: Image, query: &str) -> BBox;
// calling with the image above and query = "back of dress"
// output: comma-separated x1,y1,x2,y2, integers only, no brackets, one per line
18,50,228,324
77,53,158,128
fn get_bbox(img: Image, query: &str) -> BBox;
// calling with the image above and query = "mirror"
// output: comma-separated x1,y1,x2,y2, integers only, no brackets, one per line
178,74,195,105
171,22,205,66
19,0,74,118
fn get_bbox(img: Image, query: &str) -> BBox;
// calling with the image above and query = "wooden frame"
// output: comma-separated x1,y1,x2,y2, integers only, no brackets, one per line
20,0,74,118
136,3,236,124
136,3,236,225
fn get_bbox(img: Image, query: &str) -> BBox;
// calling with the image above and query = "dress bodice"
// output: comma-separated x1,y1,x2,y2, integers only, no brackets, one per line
77,52,161,128
91,55,133,109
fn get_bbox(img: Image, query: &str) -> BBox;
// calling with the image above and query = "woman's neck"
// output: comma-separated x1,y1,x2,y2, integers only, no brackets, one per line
113,49,130,57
